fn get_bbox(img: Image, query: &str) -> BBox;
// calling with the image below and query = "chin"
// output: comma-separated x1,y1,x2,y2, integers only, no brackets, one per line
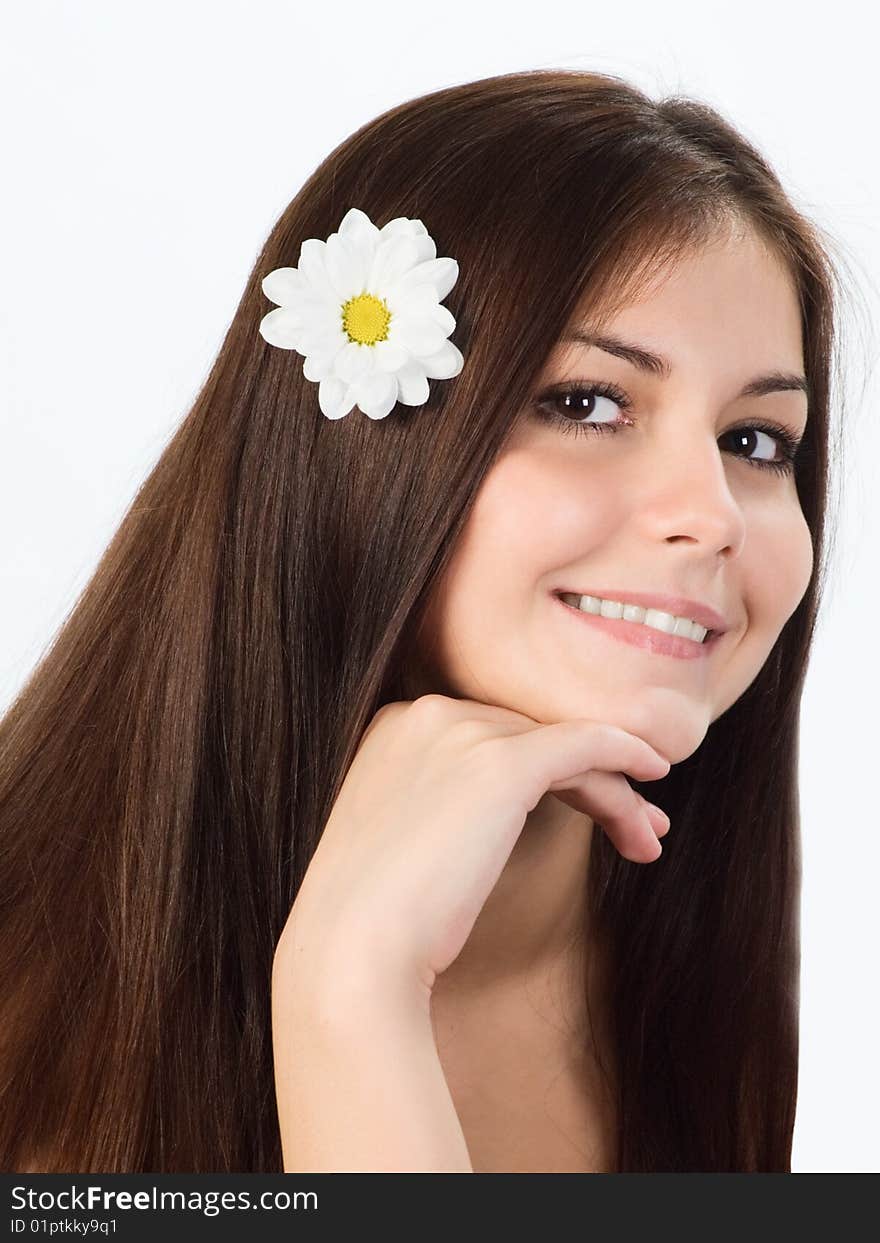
648,717,712,766
600,703,712,769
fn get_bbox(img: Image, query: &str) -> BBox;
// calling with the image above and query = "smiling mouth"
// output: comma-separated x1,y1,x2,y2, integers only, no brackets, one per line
553,591,725,660
555,591,716,642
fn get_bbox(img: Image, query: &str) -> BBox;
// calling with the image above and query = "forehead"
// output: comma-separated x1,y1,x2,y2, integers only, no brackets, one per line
554,226,804,375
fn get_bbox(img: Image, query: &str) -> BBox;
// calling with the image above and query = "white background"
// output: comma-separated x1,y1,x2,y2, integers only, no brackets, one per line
1,1,877,1173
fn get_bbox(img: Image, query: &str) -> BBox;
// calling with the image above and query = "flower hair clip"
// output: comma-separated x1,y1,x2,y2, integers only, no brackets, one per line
259,207,464,421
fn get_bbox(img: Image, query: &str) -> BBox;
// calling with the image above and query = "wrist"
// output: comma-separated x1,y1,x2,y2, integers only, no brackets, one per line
271,933,471,1173
272,917,434,1030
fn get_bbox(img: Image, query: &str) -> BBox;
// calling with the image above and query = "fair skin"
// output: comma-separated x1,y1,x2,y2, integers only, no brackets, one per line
399,220,813,1169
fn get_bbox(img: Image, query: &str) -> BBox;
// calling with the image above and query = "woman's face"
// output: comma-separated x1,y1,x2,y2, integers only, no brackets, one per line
407,225,814,764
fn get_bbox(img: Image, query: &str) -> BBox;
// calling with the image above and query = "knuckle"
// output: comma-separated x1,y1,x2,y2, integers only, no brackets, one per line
410,692,450,718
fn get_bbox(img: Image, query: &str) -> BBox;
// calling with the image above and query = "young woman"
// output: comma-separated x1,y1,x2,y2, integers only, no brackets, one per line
0,67,845,1173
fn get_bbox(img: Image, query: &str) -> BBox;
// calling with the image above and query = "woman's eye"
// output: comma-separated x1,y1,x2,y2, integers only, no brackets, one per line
713,424,802,475
531,383,803,477
531,382,631,435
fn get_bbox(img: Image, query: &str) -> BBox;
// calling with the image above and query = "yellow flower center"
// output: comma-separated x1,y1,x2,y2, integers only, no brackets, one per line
341,292,392,346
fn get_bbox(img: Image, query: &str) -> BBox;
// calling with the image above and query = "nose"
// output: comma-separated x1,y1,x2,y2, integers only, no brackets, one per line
636,434,747,558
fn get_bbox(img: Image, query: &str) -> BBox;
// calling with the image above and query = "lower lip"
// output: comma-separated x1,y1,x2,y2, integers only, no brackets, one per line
552,593,723,660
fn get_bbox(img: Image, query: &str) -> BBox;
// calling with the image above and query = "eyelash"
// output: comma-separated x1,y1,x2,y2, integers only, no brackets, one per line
532,380,804,477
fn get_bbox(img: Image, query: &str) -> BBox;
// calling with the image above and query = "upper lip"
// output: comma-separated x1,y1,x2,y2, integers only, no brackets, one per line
554,587,730,634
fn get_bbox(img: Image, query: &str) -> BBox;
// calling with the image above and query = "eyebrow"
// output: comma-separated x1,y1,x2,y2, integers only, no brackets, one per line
562,330,811,402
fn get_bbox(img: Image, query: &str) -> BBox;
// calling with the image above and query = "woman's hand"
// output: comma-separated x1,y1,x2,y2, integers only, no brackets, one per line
276,694,671,1003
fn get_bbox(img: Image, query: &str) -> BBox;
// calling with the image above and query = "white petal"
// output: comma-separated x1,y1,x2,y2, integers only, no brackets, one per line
261,266,306,306
322,325,351,356
368,236,421,292
303,351,337,382
416,238,437,265
393,284,456,334
355,371,398,419
371,339,409,373
299,325,347,369
427,303,456,335
262,291,332,326
297,317,345,356
407,234,436,265
324,231,367,300
394,359,430,407
391,314,448,358
364,402,397,421
391,257,459,303
259,306,307,350
420,340,464,379
394,283,440,315
309,302,346,337
318,376,356,419
298,238,341,306
338,208,382,250
379,218,436,264
380,216,427,240
335,341,375,383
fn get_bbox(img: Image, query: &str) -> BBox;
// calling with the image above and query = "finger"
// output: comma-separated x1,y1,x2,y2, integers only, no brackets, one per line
556,784,670,841
497,717,670,805
646,802,671,836
551,770,663,863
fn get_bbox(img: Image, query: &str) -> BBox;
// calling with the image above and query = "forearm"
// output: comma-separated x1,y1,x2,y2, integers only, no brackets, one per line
271,948,473,1173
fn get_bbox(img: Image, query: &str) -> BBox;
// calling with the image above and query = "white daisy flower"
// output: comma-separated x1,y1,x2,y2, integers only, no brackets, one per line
259,207,465,421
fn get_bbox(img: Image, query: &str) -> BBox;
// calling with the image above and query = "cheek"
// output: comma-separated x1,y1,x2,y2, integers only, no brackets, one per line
414,454,605,689
707,503,812,728
481,448,621,569
749,503,814,633
450,451,615,602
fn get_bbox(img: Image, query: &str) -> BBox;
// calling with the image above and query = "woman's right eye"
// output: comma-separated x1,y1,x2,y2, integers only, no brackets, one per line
531,381,633,439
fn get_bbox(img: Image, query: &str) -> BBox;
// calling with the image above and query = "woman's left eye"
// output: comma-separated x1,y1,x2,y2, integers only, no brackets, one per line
531,382,803,477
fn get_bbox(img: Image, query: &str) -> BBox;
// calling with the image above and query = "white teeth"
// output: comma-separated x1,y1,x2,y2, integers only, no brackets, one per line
559,593,710,643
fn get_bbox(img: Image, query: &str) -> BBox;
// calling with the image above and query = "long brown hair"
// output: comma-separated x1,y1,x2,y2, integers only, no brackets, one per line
0,68,850,1171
